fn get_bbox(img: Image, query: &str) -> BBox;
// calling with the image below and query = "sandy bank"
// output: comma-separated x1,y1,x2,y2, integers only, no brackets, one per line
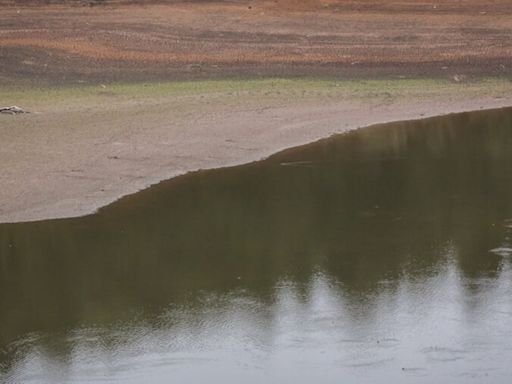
1,78,511,223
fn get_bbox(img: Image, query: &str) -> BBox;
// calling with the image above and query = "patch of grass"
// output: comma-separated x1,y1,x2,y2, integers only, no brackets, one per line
1,77,510,109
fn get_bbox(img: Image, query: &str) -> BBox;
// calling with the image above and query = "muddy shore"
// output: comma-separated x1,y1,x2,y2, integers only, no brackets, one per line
1,1,512,223
1,79,511,223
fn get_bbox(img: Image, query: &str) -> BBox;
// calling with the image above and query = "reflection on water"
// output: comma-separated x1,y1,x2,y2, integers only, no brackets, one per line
1,108,512,383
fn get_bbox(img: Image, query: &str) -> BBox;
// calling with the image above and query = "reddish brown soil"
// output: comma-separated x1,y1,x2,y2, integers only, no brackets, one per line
1,0,512,84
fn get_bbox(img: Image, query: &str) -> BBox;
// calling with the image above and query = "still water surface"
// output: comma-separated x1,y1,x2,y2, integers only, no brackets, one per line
1,108,512,383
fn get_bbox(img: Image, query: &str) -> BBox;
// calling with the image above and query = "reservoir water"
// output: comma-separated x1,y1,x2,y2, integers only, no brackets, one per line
1,108,512,383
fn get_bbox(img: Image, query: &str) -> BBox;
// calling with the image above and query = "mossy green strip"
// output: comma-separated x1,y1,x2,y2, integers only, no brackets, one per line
1,77,510,107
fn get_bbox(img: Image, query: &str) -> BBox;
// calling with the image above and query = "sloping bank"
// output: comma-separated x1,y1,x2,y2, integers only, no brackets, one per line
1,78,511,223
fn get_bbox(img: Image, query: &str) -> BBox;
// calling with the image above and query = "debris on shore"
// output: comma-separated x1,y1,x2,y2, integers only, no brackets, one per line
0,106,29,115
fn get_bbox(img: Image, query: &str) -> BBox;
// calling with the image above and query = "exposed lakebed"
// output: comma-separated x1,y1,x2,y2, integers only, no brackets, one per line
1,108,512,383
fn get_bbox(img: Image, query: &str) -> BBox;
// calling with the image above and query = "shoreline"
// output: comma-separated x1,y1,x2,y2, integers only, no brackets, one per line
1,78,511,224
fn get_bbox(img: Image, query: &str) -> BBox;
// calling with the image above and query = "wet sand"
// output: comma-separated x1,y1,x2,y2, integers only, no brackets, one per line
1,79,511,223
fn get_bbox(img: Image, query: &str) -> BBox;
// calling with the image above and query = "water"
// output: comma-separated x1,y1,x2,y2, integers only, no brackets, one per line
1,108,512,383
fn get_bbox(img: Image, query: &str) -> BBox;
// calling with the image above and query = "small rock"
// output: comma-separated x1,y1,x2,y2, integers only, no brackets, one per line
0,106,29,115
452,74,466,82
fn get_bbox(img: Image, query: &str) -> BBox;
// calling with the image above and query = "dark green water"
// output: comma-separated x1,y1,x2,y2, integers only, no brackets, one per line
1,108,512,383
